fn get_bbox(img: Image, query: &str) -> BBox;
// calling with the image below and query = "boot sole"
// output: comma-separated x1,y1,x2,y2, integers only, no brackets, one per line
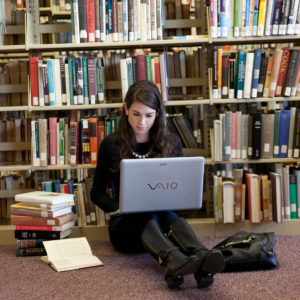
201,250,225,275
173,256,202,277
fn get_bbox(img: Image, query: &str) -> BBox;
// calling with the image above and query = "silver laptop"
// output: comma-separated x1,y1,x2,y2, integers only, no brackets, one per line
119,156,204,213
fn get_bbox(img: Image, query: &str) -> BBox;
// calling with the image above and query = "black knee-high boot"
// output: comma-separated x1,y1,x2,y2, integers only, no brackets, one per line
167,217,225,288
141,219,202,289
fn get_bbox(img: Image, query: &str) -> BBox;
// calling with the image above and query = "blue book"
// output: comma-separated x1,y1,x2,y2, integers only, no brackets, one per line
244,0,250,36
123,0,128,41
35,121,40,163
251,49,262,98
47,59,56,106
236,52,247,99
279,110,291,158
107,0,113,40
220,0,230,38
253,0,260,36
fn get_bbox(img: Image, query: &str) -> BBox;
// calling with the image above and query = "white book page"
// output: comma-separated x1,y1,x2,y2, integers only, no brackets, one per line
43,237,93,262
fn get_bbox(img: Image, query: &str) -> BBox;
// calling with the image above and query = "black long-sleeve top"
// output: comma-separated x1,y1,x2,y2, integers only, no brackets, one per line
91,132,183,213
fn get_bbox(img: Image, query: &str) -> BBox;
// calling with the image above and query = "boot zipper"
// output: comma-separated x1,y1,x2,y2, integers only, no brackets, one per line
168,229,188,252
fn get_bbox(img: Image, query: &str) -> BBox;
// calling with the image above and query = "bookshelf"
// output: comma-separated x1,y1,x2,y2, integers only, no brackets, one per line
0,0,300,243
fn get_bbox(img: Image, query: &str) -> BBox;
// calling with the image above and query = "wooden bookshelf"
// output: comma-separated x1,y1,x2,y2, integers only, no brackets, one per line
0,0,300,242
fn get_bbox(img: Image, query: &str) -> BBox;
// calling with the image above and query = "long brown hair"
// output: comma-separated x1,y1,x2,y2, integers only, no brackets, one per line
118,80,174,158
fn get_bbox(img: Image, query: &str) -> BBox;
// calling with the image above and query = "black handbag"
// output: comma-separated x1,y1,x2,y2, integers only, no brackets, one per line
213,231,279,272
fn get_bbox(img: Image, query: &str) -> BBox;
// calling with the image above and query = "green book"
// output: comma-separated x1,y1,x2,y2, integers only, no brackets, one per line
68,59,74,105
145,55,152,81
289,175,297,219
273,111,281,158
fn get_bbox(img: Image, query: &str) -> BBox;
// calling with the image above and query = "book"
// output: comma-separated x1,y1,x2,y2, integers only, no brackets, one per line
289,174,297,219
11,213,74,226
261,113,275,159
222,178,235,224
278,110,291,158
282,165,291,219
41,237,104,272
11,202,73,218
15,191,74,205
15,228,73,240
15,220,74,232
270,172,282,223
16,248,47,257
16,239,45,249
245,173,261,223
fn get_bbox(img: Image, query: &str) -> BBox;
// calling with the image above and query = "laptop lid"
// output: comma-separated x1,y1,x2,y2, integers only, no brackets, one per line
119,156,204,213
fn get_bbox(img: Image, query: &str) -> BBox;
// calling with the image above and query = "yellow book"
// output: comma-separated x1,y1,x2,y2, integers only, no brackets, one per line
257,0,267,36
217,48,223,99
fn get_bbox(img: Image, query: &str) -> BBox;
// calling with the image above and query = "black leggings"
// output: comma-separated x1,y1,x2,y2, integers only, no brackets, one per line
108,211,179,253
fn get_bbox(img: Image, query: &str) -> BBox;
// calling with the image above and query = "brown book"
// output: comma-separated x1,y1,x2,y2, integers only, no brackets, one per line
11,212,74,226
260,175,270,221
270,172,282,223
263,55,274,98
11,203,73,218
0,120,6,163
261,113,275,159
245,173,261,223
269,49,283,98
175,0,183,36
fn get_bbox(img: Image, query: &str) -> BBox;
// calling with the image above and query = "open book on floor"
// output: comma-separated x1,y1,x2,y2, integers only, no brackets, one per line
41,237,104,272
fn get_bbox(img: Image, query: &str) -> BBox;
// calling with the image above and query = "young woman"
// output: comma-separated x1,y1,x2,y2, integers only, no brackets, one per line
91,80,225,289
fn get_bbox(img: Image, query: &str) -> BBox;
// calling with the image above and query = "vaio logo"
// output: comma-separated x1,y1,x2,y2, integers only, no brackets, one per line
147,182,178,190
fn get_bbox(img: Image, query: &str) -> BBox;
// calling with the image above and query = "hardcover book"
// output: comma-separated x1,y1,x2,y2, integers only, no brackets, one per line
15,191,74,205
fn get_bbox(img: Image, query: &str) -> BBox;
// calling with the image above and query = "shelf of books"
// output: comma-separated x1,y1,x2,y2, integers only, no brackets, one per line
1,0,300,247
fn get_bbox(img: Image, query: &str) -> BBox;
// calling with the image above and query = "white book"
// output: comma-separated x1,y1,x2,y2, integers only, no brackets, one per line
42,237,103,272
72,0,80,44
146,0,151,40
150,0,157,39
120,58,129,101
264,0,275,36
123,0,129,41
53,59,62,106
214,119,222,161
243,52,254,99
15,191,74,205
140,1,147,40
37,60,45,106
117,1,124,41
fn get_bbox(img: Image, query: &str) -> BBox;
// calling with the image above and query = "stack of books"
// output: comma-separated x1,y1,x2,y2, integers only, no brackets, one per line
11,191,75,257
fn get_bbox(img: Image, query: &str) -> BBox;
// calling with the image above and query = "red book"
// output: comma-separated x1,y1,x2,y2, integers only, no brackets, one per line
15,220,74,232
275,48,291,97
29,57,41,106
49,117,57,165
154,57,161,92
11,213,74,226
86,0,96,42
137,54,147,81
89,117,98,164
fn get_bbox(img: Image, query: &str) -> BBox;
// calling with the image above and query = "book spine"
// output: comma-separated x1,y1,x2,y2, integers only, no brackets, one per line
85,0,96,42
78,0,88,42
37,60,45,106
47,60,56,106
253,0,260,35
76,57,84,104
275,48,291,96
87,58,97,104
72,0,81,43
243,52,254,99
252,112,262,159
272,0,284,35
233,0,240,37
100,0,106,41
59,58,67,105
229,58,235,99
265,0,276,35
257,0,267,36
82,57,89,104
279,110,291,158
15,225,62,231
262,55,274,98
16,248,47,257
221,55,229,99
251,49,262,98
213,48,219,99
17,239,45,249
81,119,90,164
284,49,300,96
269,48,283,98
236,51,247,99
49,117,58,165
